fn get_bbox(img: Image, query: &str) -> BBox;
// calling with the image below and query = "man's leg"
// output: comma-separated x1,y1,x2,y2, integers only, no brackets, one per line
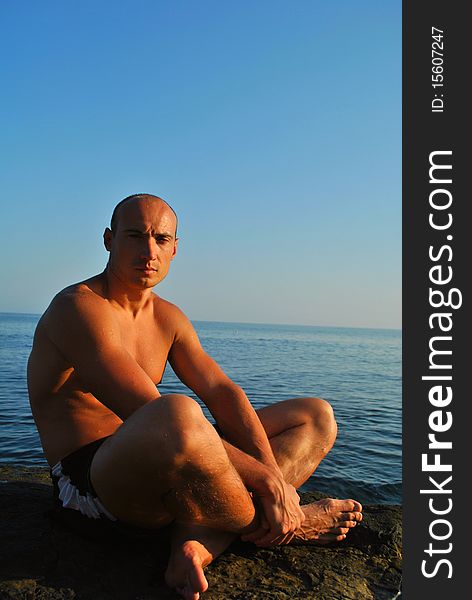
257,396,338,487
166,396,362,598
250,397,363,545
89,394,258,600
90,395,361,599
89,394,257,532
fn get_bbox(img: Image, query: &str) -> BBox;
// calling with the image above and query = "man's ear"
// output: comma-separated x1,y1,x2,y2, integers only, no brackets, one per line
104,228,113,252
171,237,179,260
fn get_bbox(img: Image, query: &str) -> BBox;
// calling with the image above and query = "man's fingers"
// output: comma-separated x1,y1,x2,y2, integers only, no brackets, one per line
251,530,280,547
243,481,304,546
254,529,296,547
242,518,299,545
241,510,271,542
241,522,286,543
241,526,269,542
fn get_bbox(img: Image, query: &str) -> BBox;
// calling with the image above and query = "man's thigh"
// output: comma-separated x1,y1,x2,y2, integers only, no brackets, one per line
89,396,201,529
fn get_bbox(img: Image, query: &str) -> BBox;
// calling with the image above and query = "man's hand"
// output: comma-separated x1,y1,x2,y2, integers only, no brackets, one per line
217,440,305,547
241,472,305,547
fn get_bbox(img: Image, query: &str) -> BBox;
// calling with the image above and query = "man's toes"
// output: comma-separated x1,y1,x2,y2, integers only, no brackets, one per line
343,510,362,522
339,520,357,529
318,533,346,543
347,500,362,512
332,527,350,535
341,511,361,523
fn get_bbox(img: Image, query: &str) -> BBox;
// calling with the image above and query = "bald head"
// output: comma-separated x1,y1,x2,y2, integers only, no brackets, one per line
110,194,178,236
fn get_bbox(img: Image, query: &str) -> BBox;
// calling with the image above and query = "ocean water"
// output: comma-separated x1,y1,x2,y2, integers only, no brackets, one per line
0,312,401,504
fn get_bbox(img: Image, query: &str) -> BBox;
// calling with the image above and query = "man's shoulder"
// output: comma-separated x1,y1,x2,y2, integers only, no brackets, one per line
44,277,109,326
152,294,182,315
152,295,192,333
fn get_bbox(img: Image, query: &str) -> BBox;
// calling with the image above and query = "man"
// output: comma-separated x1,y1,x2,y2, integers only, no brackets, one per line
28,194,362,600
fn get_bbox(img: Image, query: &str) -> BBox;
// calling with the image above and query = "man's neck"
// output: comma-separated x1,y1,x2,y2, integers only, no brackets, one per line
101,267,155,317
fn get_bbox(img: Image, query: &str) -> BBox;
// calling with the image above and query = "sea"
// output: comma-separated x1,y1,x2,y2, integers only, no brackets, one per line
0,312,401,505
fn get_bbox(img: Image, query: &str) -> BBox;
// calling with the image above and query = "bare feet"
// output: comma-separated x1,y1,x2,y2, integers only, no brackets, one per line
293,498,363,545
165,539,210,600
165,499,362,596
165,524,236,599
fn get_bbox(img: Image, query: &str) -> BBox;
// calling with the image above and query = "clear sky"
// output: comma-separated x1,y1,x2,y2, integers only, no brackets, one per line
0,0,400,329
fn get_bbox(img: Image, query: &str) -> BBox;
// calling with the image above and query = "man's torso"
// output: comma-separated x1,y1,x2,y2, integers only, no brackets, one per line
28,275,178,466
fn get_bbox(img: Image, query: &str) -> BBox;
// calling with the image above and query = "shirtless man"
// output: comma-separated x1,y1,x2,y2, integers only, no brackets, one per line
28,193,362,600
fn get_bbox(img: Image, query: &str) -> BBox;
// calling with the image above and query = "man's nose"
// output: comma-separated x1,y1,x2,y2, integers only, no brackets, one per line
140,235,158,259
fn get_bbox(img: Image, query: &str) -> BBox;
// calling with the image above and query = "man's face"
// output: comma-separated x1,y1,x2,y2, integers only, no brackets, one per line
104,198,178,290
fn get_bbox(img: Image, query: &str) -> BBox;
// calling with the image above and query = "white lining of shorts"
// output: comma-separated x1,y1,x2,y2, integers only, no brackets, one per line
51,461,117,521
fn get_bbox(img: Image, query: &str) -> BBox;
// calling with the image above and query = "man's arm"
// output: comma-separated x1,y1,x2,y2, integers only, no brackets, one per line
44,290,160,419
168,308,304,544
168,308,276,468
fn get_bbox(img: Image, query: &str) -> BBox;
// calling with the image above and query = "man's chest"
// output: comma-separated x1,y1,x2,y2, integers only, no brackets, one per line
118,321,173,385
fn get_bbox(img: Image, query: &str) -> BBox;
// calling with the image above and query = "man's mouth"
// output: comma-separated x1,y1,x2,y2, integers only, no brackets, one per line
136,266,157,275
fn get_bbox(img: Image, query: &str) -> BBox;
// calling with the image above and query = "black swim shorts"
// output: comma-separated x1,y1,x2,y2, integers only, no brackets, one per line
49,437,171,541
50,436,117,521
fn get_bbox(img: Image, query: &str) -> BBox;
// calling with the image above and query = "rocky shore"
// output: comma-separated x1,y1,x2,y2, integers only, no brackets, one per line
0,464,401,599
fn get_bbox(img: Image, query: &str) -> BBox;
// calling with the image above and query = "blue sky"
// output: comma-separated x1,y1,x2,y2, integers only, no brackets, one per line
0,1,401,328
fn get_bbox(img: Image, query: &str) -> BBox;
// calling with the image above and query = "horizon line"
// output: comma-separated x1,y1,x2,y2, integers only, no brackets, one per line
0,311,401,333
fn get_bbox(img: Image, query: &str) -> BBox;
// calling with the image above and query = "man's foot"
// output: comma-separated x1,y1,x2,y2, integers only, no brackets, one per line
165,539,210,600
165,524,236,599
294,498,363,545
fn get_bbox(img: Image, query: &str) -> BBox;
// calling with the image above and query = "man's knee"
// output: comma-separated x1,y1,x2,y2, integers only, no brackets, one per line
139,394,215,457
158,393,206,429
90,394,228,527
109,394,217,470
303,397,337,451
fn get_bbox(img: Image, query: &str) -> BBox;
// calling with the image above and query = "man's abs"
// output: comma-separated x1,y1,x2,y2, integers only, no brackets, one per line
33,391,123,467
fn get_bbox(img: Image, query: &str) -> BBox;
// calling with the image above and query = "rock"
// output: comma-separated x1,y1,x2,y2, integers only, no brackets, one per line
0,465,402,599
